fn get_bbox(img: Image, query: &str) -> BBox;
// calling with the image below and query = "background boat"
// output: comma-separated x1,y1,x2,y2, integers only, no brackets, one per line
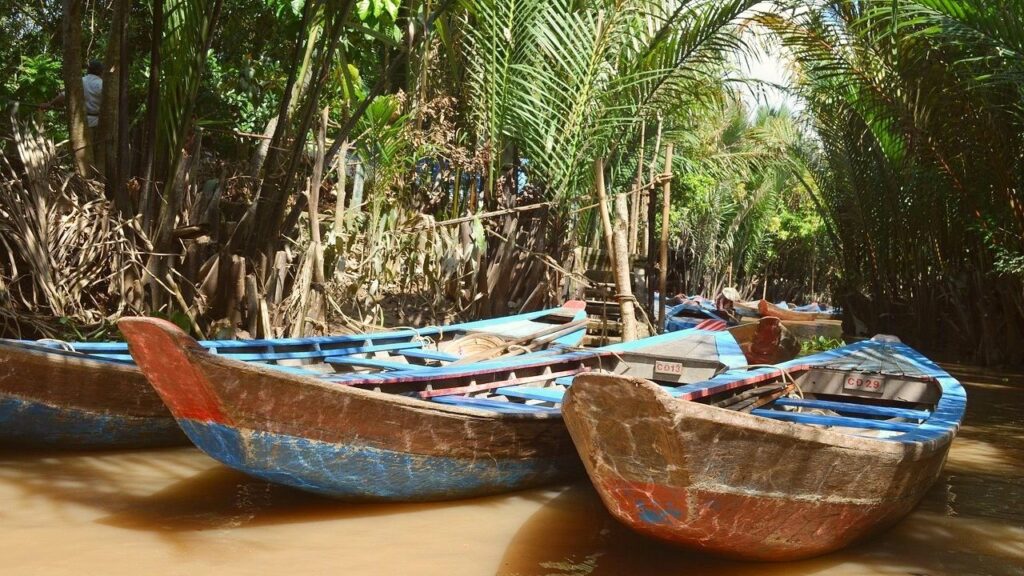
0,304,587,449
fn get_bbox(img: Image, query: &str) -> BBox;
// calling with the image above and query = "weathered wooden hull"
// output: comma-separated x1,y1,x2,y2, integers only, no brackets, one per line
0,342,185,448
563,374,955,561
758,299,831,322
121,318,581,501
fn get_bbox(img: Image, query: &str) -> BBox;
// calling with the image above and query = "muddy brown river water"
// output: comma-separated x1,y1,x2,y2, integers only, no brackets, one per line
1,365,1021,575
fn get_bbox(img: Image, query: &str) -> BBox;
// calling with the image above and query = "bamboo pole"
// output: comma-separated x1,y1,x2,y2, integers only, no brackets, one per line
594,157,616,271
628,123,645,255
613,183,639,341
658,143,674,332
646,118,663,315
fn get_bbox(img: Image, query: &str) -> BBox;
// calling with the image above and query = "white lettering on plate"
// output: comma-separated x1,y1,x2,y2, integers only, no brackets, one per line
654,361,684,375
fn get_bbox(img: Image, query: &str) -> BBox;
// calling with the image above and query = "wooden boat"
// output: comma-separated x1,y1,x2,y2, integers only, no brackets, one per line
120,317,763,501
664,298,733,333
562,336,966,561
0,304,588,449
733,299,761,318
758,299,836,321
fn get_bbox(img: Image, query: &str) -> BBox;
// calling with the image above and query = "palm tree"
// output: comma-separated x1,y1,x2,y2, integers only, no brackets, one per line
764,0,1024,364
462,0,762,338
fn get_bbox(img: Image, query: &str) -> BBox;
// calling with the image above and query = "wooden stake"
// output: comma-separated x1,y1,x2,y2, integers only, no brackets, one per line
628,123,645,255
658,143,674,332
613,183,639,341
594,157,616,271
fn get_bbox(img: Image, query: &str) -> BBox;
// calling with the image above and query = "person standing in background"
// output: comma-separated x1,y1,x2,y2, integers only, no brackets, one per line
42,59,104,130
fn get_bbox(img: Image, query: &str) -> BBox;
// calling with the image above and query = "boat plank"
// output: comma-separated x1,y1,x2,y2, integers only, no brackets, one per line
772,397,930,420
324,356,417,371
750,408,921,432
398,349,459,362
496,386,565,404
431,395,557,414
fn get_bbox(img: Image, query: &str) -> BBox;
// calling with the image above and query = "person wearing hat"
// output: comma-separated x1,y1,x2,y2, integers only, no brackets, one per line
715,286,741,323
41,59,104,128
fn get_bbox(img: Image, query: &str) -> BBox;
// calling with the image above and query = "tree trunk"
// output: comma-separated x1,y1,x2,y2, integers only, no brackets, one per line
61,0,91,176
138,0,162,230
645,119,662,314
114,0,132,214
98,0,127,188
249,116,278,178
658,143,674,332
594,158,616,270
613,183,638,341
596,157,638,340
333,140,350,233
628,122,644,256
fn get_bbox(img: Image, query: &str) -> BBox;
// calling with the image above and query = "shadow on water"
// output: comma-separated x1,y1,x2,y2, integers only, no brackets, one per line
498,368,1024,576
0,445,541,533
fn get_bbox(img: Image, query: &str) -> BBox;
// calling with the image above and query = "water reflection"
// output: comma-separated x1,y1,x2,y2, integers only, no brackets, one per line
0,367,1020,575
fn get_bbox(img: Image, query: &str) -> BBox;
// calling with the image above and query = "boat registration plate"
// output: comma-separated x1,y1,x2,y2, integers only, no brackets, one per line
844,373,884,393
654,361,684,376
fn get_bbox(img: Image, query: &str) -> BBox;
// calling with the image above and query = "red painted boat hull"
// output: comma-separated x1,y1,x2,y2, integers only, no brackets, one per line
563,374,951,561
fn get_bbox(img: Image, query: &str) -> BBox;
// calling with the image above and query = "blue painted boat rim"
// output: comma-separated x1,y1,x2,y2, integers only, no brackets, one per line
671,339,965,445
186,346,583,421
7,302,584,353
1,302,587,367
176,325,739,421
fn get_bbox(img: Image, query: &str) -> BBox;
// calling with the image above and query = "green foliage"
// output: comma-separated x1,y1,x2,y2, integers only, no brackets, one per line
462,0,760,209
764,0,1024,362
356,0,401,42
5,54,62,104
657,96,831,299
799,335,845,356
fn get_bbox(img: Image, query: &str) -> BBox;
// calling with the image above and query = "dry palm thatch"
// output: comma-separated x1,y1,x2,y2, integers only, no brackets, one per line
0,116,152,337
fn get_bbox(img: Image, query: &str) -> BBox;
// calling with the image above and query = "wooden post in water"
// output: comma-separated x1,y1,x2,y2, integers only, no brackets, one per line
658,143,674,332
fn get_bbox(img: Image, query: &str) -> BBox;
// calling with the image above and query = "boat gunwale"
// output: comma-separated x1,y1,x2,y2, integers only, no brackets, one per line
154,324,744,422
664,339,965,447
4,301,587,356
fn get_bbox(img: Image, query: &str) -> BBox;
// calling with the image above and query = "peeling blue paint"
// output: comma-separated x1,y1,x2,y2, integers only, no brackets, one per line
178,420,579,501
0,396,185,448
636,499,683,525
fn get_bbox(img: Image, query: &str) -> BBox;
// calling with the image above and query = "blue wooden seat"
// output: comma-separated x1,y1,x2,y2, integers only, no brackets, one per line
771,397,930,421
219,341,424,362
399,349,460,362
324,356,419,371
750,409,921,433
431,395,558,414
91,353,135,362
495,386,565,404
553,376,575,387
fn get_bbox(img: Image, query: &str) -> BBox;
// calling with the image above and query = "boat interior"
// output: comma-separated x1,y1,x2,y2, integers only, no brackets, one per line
324,330,741,416
672,342,945,439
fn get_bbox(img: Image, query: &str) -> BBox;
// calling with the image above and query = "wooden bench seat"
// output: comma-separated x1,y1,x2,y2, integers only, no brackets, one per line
772,397,930,421
324,356,419,371
496,386,566,404
750,408,921,433
399,348,460,362
431,395,558,414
